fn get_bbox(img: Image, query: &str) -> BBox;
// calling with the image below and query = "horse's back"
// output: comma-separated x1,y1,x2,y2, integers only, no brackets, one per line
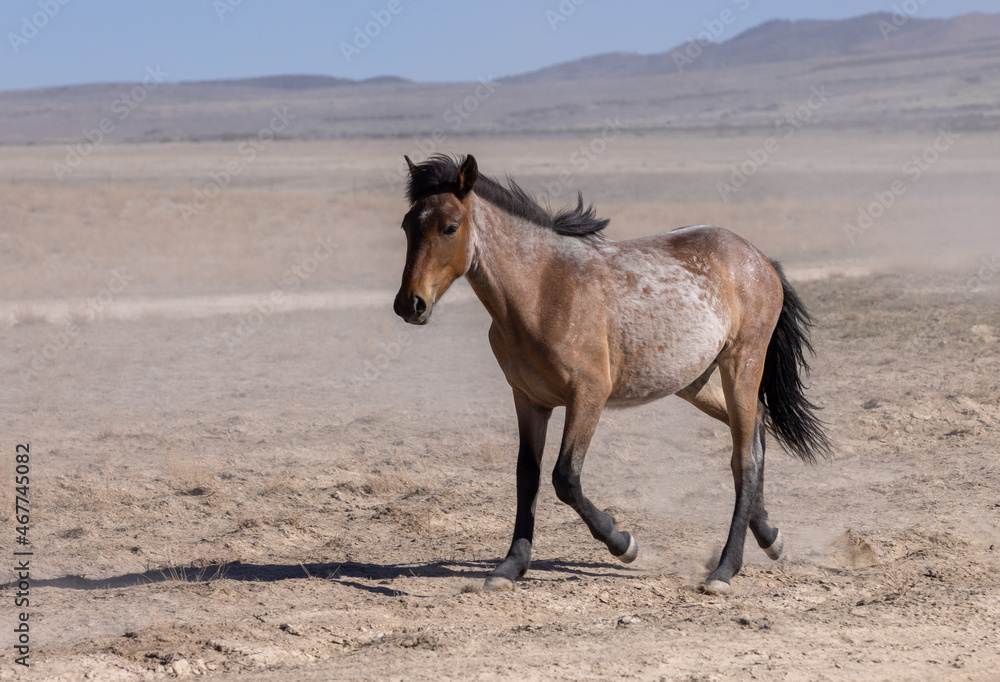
623,224,767,265
615,225,779,307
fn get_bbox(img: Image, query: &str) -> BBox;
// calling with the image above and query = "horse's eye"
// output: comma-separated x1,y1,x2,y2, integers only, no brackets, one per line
443,224,459,235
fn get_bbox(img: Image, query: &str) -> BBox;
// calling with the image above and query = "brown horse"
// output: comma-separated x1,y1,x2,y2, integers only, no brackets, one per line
393,154,830,594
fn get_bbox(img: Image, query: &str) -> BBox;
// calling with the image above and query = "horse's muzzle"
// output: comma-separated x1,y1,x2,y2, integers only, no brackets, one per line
393,292,432,325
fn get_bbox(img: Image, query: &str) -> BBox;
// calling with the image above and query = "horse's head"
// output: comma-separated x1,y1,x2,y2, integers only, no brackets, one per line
393,154,479,325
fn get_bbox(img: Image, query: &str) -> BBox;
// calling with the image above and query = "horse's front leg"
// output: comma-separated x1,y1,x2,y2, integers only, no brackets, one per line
484,389,551,590
551,392,638,564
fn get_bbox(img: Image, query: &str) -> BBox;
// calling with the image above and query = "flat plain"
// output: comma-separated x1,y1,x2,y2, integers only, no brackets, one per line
1,126,998,680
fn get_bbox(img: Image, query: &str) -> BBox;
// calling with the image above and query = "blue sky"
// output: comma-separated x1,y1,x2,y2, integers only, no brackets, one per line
1,0,997,91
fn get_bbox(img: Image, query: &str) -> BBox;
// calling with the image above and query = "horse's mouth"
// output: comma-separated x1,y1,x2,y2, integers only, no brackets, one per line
404,312,431,325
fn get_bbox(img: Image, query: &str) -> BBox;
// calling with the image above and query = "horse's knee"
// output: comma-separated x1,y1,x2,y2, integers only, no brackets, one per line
551,468,579,506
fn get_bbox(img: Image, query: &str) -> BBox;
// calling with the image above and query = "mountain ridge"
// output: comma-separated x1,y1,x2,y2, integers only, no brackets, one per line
503,11,1000,84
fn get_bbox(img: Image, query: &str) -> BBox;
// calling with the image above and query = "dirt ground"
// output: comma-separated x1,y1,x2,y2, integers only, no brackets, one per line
2,135,999,680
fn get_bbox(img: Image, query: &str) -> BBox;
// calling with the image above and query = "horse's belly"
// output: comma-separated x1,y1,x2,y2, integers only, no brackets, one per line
607,345,718,407
606,301,727,407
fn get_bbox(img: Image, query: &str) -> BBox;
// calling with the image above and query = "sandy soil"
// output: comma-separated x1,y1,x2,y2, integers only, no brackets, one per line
2,137,999,680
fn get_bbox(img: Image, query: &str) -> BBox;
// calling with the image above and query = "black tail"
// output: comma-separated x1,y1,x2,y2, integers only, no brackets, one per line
759,261,832,462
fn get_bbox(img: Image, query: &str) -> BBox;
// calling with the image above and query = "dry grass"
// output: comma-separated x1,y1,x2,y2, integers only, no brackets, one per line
806,274,1000,346
360,469,414,497
237,515,263,529
275,516,306,533
165,450,216,497
328,449,425,498
95,424,123,442
322,531,349,554
476,431,506,466
877,559,918,602
77,453,138,517
160,561,231,584
262,471,303,497
471,408,515,467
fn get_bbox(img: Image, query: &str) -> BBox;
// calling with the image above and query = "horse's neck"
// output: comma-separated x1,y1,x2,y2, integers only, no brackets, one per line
465,195,558,330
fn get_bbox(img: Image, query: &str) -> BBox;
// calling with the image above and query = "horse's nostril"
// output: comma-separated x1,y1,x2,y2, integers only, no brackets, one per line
412,295,427,316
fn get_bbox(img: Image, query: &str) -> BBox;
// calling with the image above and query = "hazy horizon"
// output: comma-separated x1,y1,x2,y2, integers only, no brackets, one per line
2,1,998,91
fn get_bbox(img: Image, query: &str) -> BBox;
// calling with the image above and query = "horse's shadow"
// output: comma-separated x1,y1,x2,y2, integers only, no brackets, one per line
8,558,640,598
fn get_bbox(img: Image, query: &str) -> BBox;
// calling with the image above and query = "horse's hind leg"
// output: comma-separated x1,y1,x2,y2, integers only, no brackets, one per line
551,391,637,564
678,367,782,565
748,411,783,561
703,349,771,595
485,389,551,591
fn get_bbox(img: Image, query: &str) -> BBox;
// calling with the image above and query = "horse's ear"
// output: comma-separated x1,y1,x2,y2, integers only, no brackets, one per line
456,155,478,199
404,155,417,177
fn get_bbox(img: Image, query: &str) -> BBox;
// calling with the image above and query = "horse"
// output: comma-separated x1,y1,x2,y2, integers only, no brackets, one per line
393,154,830,594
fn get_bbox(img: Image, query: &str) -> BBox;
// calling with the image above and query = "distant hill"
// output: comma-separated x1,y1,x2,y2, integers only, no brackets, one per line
181,75,410,90
505,12,1000,83
2,74,409,98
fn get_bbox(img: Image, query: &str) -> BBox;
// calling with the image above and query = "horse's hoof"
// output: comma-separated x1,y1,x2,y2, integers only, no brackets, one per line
483,575,515,591
764,530,784,561
614,533,638,564
702,579,731,596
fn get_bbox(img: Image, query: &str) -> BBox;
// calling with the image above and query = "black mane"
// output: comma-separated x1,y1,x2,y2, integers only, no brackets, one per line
406,154,609,238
